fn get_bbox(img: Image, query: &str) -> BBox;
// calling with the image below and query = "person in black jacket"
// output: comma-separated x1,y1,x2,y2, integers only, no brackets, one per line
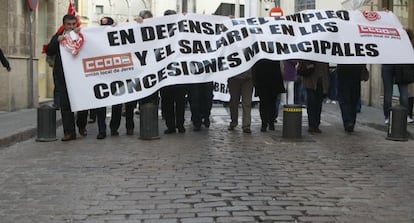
252,59,285,132
160,10,187,134
46,14,88,141
337,64,366,132
0,48,11,72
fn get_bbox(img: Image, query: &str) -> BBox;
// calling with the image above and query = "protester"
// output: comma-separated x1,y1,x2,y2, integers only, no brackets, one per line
301,60,329,134
281,60,297,105
46,14,88,141
382,28,413,124
337,64,366,132
326,65,338,104
252,59,285,132
0,48,11,72
227,69,254,133
90,16,115,140
409,83,414,122
405,28,414,124
159,10,187,134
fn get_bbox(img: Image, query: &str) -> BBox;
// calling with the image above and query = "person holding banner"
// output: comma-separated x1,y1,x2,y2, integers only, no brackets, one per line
189,82,214,131
336,64,367,132
160,9,187,134
46,14,88,141
227,69,254,133
252,59,285,132
382,28,414,124
91,16,115,140
301,61,329,134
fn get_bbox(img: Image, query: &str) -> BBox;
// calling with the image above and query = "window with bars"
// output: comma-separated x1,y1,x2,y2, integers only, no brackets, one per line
295,0,315,12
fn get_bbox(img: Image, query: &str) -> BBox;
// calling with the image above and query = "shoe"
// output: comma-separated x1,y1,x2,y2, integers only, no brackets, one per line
274,119,278,123
344,126,354,133
126,129,134,135
408,117,414,124
78,128,87,136
325,99,332,104
164,129,176,134
96,133,106,139
111,131,119,136
385,118,389,125
308,127,322,134
331,100,337,104
268,123,275,131
177,127,186,133
193,125,201,132
228,125,235,131
61,133,76,141
243,128,252,134
88,118,96,123
261,123,267,132
135,110,140,115
203,119,210,128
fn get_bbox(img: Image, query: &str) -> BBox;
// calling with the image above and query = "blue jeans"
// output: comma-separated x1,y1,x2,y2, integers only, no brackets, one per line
381,65,408,119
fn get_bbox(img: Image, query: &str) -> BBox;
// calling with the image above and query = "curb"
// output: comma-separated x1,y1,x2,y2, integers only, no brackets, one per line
0,119,62,149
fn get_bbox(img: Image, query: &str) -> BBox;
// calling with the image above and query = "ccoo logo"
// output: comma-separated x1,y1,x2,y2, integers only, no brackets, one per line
363,11,381,21
83,53,133,73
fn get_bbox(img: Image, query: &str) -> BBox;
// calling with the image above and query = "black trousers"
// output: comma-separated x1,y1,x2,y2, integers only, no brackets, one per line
258,94,277,127
110,100,137,132
188,82,214,127
338,77,360,128
59,83,87,135
95,107,107,134
306,79,324,129
160,85,187,130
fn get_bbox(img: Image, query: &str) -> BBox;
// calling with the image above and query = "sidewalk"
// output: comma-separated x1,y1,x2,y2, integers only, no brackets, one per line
0,107,62,148
0,103,412,148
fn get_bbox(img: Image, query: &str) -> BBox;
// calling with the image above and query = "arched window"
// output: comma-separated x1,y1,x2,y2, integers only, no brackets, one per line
295,0,315,12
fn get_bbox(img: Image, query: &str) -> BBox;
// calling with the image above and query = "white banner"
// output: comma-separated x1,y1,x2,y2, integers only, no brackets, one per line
60,10,414,111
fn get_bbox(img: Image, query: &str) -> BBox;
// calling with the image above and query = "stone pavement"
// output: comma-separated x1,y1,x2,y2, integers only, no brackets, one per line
0,104,413,223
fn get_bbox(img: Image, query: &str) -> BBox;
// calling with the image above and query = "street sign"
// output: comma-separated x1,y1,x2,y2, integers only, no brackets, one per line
27,0,38,11
269,7,283,17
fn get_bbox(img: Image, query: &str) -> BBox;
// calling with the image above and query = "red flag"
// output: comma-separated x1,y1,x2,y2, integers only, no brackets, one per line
56,0,80,34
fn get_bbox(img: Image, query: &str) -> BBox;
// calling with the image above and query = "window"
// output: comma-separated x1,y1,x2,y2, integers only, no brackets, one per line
96,5,104,14
295,0,315,12
392,0,409,27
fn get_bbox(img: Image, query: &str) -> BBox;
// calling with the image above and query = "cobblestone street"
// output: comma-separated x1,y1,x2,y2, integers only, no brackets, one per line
0,105,413,223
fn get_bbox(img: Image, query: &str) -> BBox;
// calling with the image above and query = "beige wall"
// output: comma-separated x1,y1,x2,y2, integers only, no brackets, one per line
0,0,71,111
0,0,39,111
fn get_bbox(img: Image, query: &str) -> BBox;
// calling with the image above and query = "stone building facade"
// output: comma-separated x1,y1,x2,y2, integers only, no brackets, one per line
0,0,69,111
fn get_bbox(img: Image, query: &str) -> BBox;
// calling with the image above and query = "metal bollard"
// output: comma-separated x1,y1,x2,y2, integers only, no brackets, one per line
282,104,302,139
386,105,408,141
139,100,160,140
36,104,57,142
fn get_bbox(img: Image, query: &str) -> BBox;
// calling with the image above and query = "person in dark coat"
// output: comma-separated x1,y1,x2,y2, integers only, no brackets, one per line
301,61,329,134
160,9,188,134
252,59,285,132
46,14,88,141
92,16,115,139
336,64,366,132
0,48,11,72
